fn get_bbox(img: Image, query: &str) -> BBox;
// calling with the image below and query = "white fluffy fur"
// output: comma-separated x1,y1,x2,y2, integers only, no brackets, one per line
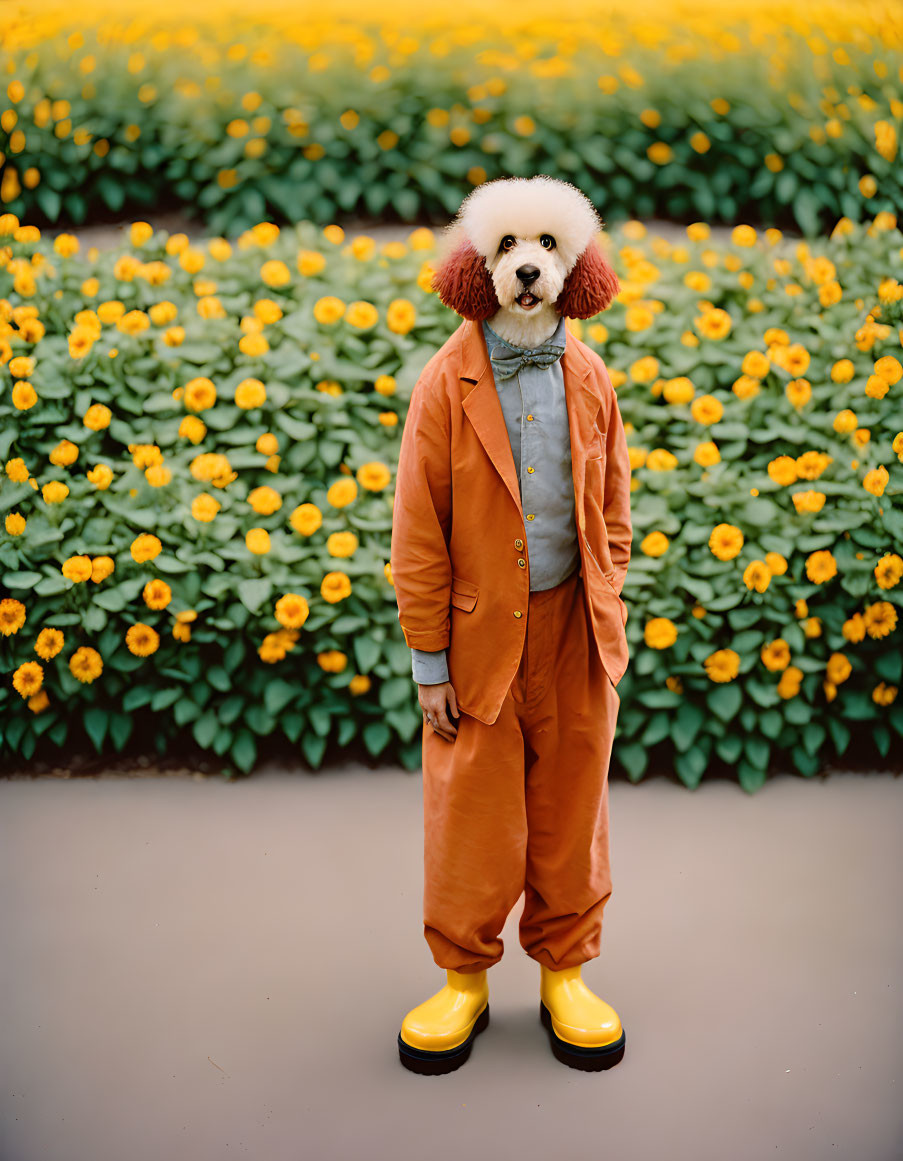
441,175,603,347
446,175,601,272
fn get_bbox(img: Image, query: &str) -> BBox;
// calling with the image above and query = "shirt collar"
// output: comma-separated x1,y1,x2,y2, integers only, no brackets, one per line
482,313,567,357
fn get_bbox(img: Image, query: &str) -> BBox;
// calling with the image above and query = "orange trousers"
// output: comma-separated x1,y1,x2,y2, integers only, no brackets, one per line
421,565,620,974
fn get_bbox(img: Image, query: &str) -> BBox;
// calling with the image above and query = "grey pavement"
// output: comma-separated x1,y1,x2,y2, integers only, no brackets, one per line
1,766,901,1161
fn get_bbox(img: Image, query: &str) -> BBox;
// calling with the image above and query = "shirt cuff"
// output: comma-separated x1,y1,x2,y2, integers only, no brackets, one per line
411,647,449,685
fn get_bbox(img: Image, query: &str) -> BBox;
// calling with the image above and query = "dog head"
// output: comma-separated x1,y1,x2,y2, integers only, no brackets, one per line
432,176,620,334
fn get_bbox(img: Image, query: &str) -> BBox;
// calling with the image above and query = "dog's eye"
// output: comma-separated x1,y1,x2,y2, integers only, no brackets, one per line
500,235,516,252
540,234,556,250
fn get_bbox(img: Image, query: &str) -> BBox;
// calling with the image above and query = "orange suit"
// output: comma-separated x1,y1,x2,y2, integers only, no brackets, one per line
390,317,632,973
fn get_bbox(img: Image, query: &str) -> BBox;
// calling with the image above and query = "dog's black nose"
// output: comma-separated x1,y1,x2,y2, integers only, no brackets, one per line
516,265,540,286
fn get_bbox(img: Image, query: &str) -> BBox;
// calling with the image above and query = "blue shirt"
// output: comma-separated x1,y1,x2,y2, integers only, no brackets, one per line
411,313,579,685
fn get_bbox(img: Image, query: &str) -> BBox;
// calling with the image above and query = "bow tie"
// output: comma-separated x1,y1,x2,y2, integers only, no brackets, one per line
488,339,565,381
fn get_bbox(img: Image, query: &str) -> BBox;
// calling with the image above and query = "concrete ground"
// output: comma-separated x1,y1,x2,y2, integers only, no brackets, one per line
1,765,901,1161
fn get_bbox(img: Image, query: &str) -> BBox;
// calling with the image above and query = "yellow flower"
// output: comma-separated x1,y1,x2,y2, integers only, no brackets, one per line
0,598,27,635
630,356,660,383
349,674,371,695
28,689,50,713
275,593,310,629
178,415,206,444
831,359,855,383
6,458,30,483
143,579,172,609
742,351,770,378
765,552,787,576
48,440,78,467
131,533,162,563
42,480,69,503
663,377,695,405
62,555,93,583
183,377,217,412
695,308,732,339
875,553,903,590
863,600,898,639
298,250,326,277
379,412,399,427
386,298,416,335
9,355,35,378
145,465,172,487
13,661,43,698
863,466,889,496
116,309,150,335
357,462,391,491
826,653,852,684
246,528,271,554
327,531,359,557
290,503,323,535
91,556,115,582
235,378,267,409
709,524,744,561
149,301,179,325
408,227,434,250
777,665,804,698
704,649,740,682
641,531,669,557
317,650,348,672
126,623,160,656
130,443,163,469
792,490,826,514
321,571,352,603
69,646,103,683
644,618,678,649
83,403,112,430
767,456,798,486
86,464,113,489
761,639,790,671
5,512,26,535
12,381,38,409
743,561,771,593
248,485,282,515
130,221,153,246
327,478,358,508
806,550,837,584
694,441,721,467
874,355,902,385
256,432,279,456
833,409,858,434
313,296,346,325
345,300,379,329
191,493,221,522
786,378,811,408
690,394,723,425
190,453,235,487
646,449,678,471
260,259,291,287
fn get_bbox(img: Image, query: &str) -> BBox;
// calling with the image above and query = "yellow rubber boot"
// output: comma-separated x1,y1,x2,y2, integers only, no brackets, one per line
398,969,490,1075
539,964,626,1071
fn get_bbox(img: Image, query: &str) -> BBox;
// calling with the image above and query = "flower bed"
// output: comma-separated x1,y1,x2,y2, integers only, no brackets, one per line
1,0,902,235
1,210,901,788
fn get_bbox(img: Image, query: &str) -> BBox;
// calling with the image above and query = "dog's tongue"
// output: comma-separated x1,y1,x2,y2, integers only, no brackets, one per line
518,292,539,308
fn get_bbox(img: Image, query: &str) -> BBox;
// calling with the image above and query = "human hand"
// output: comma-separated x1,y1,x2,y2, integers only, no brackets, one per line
418,681,459,742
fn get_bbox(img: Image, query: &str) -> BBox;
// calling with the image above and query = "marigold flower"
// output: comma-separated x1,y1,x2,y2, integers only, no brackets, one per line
317,650,348,672
126,623,160,656
0,598,27,635
863,601,897,639
42,480,69,503
743,561,771,592
777,665,804,698
83,403,112,430
345,300,379,329
875,553,903,589
290,503,323,535
12,382,38,409
49,439,79,467
863,466,889,496
13,661,43,698
143,579,172,609
357,462,391,491
386,298,416,335
806,550,837,584
86,464,113,489
826,653,852,684
313,296,345,324
327,531,359,557
321,571,352,603
235,378,267,408
62,555,93,583
641,531,669,557
6,458,29,483
275,593,310,629
761,639,790,671
704,649,740,682
5,512,26,535
70,646,103,683
246,528,271,555
183,377,217,412
709,524,744,561
644,618,678,649
327,478,358,508
131,533,162,563
91,556,115,582
35,627,64,660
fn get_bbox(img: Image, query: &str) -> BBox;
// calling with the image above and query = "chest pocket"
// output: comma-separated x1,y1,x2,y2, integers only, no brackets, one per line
450,575,479,612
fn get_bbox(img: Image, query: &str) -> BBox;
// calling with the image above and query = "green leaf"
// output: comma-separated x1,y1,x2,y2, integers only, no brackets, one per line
231,730,257,773
353,635,381,673
673,702,706,752
301,731,328,767
264,680,297,716
707,683,743,723
363,721,391,756
193,711,219,749
83,707,108,753
238,578,272,613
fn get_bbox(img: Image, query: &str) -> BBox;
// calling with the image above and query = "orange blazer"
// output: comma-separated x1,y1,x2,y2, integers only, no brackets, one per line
390,317,632,726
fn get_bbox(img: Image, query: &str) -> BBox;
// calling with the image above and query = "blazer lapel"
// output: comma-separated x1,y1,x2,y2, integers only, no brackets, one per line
457,318,604,524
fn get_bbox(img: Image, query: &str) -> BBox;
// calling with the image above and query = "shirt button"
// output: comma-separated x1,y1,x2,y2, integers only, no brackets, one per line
527,466,535,474
514,538,524,549
517,558,526,568
526,414,534,421
513,610,523,618
526,514,535,520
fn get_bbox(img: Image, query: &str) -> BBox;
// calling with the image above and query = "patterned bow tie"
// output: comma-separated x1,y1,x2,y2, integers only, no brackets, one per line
488,339,566,381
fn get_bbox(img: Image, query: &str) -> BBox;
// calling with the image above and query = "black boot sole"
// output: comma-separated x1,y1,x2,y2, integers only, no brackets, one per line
398,1004,490,1075
540,1001,626,1071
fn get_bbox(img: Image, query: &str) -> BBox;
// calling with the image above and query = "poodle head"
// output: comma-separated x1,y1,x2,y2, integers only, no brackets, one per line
432,176,620,323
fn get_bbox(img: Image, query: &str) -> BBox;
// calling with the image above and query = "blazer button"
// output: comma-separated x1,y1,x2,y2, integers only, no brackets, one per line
517,558,526,568
527,466,535,474
513,610,523,618
514,538,524,549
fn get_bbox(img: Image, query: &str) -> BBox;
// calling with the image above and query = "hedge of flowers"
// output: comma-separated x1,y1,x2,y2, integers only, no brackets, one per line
1,210,902,788
1,0,902,236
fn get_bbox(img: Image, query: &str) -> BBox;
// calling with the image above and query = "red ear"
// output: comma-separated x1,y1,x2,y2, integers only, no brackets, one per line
554,240,620,319
432,240,500,321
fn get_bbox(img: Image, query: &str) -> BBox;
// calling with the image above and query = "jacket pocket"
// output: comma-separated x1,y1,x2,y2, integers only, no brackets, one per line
450,575,479,612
